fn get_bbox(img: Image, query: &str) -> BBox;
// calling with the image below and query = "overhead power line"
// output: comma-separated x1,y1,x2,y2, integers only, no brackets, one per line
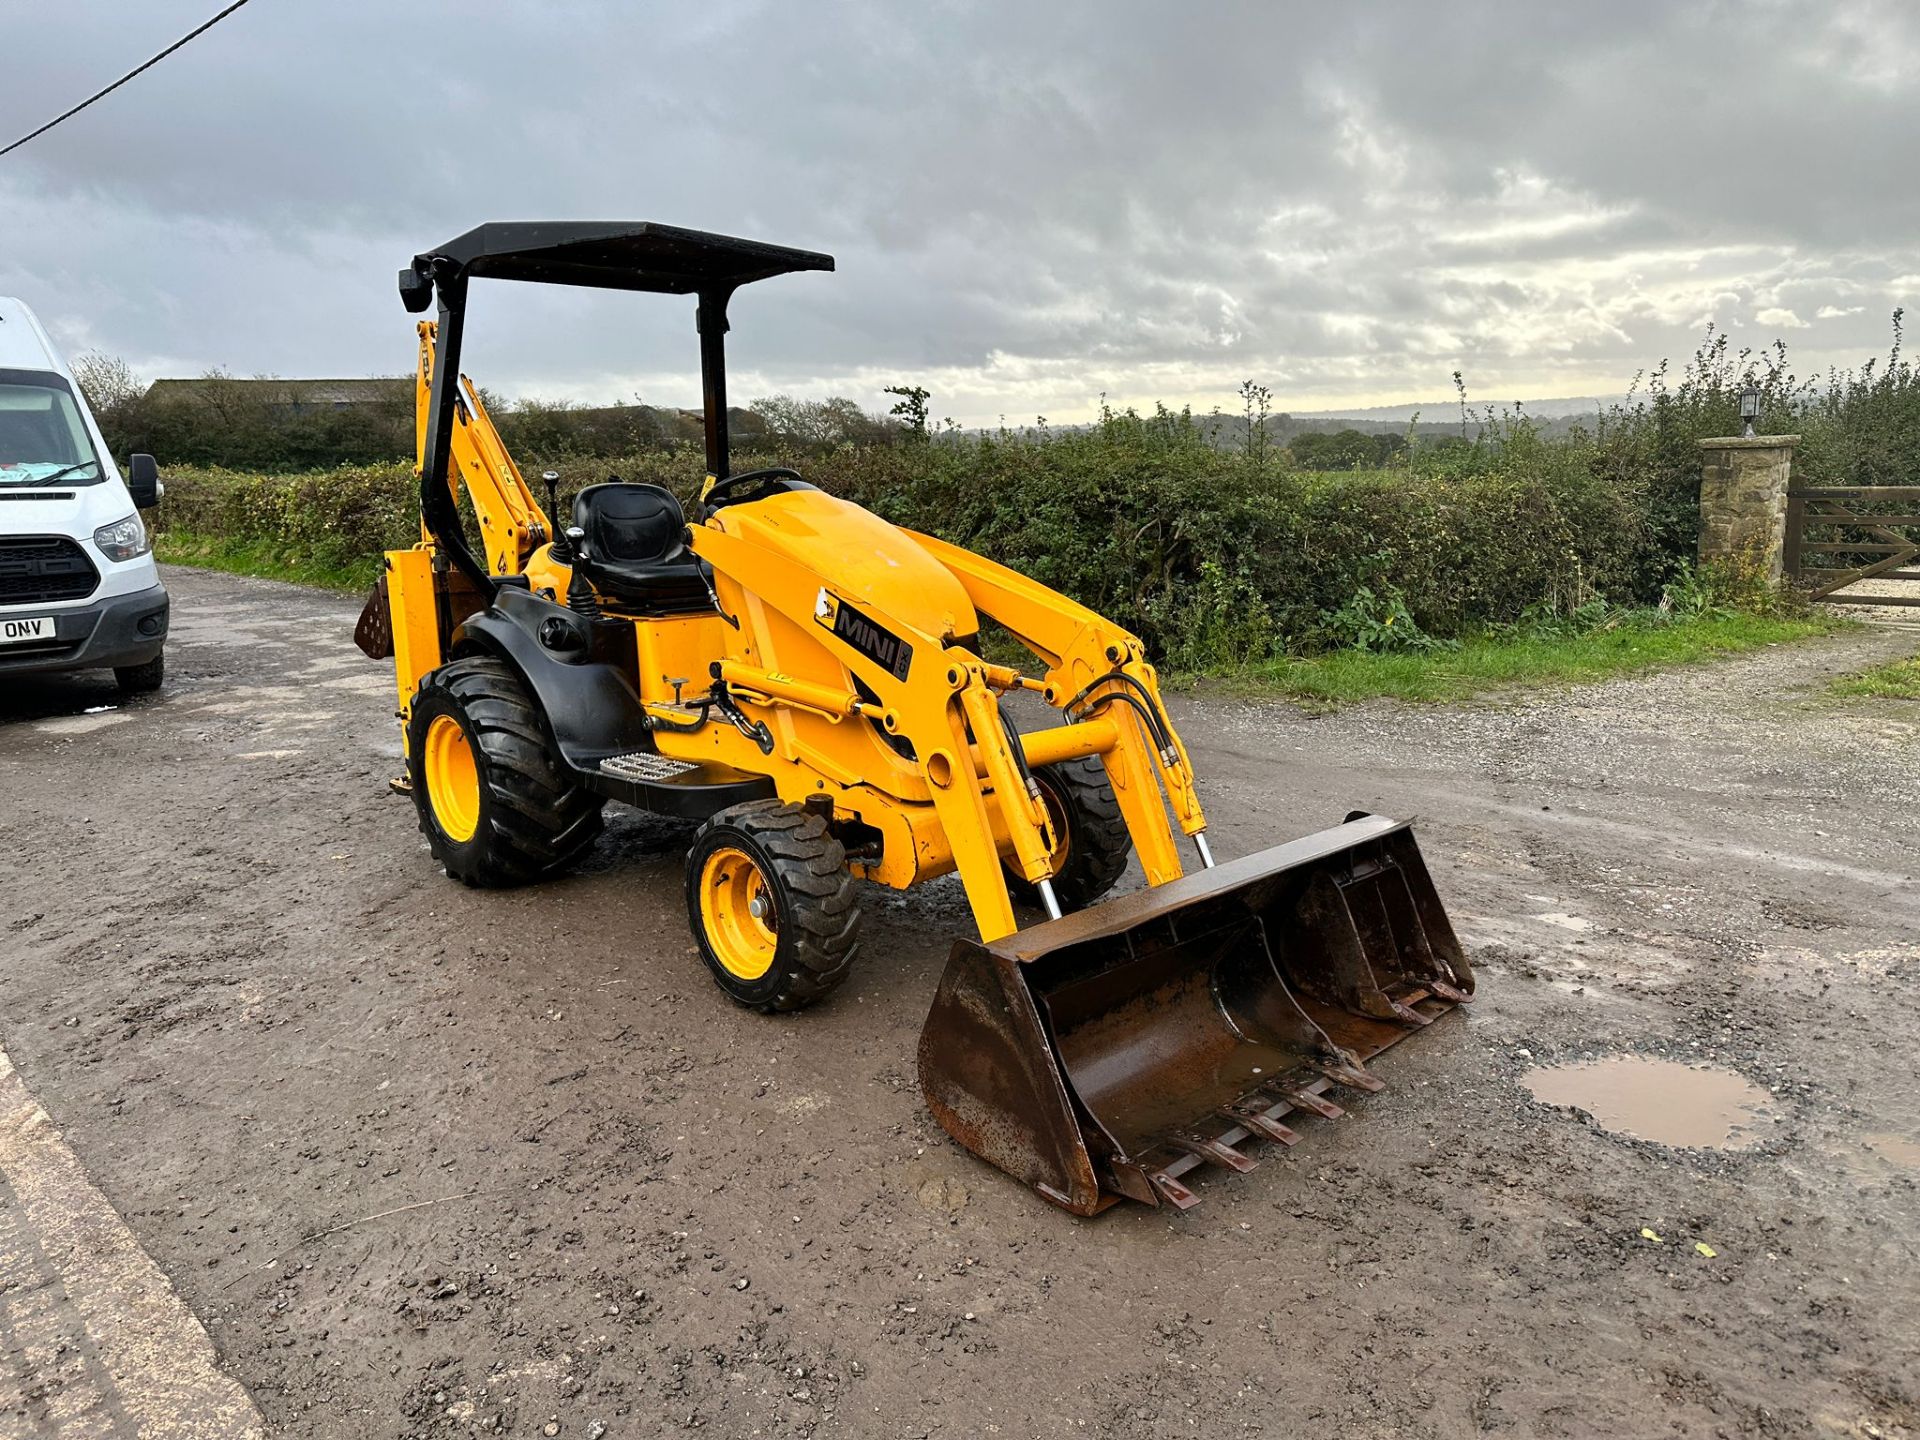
1,0,255,160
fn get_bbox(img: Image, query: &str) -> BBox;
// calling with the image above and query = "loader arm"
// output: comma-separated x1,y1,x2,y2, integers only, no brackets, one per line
903,528,1208,885
692,520,1061,942
691,516,1214,940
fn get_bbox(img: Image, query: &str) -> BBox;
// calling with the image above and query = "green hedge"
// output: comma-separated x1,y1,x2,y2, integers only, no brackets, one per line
154,412,1655,670
123,314,1920,667
155,462,417,589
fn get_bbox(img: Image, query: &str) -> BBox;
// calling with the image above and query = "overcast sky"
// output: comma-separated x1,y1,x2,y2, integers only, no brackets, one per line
5,0,1918,423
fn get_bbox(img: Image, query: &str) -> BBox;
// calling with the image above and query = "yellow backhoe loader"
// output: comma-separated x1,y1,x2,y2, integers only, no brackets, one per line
356,222,1474,1214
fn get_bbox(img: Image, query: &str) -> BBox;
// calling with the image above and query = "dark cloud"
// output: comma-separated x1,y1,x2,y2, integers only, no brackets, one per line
4,0,1917,421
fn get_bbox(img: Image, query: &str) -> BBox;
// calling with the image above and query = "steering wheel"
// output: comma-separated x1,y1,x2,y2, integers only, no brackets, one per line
703,467,807,510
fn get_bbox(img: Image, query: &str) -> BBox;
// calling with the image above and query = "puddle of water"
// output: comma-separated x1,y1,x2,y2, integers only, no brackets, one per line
1864,1133,1920,1170
1525,1056,1776,1150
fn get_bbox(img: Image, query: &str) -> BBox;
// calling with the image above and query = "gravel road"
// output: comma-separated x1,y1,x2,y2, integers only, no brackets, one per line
3,564,1917,1439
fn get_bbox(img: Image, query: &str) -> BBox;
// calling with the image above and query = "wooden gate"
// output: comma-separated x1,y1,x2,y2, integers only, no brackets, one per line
1784,485,1920,607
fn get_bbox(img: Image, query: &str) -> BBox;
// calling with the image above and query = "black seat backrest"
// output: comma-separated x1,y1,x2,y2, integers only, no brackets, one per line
574,483,686,566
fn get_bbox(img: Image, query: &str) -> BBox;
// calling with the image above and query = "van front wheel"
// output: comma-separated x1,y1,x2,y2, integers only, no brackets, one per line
114,651,164,694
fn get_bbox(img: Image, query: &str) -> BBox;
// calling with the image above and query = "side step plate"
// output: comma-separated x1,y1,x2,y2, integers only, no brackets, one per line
601,751,701,783
583,751,775,820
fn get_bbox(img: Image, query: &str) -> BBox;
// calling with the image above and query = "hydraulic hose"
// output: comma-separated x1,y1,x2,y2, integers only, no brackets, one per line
1066,669,1179,755
997,704,1037,788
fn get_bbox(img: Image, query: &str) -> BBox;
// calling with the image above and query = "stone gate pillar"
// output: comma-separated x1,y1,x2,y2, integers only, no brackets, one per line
1697,435,1799,583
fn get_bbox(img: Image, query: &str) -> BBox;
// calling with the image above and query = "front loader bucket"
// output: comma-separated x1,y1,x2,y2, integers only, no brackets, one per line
917,813,1472,1214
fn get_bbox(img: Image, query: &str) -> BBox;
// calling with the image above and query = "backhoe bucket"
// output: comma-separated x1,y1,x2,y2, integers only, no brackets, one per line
917,813,1472,1214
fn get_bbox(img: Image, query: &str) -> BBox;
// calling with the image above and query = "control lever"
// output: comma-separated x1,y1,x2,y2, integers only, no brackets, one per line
564,527,599,616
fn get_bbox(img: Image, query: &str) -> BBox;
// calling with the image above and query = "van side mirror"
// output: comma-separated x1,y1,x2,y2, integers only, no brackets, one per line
127,453,162,508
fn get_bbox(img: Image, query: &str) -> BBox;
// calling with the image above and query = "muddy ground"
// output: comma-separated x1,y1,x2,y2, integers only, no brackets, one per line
3,564,1918,1439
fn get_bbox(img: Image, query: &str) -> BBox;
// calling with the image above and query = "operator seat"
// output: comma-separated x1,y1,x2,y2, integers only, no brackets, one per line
571,482,713,615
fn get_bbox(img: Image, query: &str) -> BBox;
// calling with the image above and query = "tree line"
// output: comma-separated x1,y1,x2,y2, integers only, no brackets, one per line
69,355,923,472
71,353,1470,477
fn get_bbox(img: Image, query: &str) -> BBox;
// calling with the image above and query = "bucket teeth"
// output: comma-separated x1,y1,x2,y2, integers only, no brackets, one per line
1273,1086,1344,1120
1220,1105,1300,1147
1315,1058,1386,1093
1149,1171,1201,1209
1426,980,1473,1004
1168,1132,1257,1174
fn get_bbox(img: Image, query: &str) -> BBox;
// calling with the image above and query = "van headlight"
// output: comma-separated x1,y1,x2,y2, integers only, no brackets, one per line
93,514,150,562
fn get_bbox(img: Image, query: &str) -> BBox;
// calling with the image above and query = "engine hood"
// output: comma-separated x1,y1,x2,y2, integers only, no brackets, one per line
706,487,978,645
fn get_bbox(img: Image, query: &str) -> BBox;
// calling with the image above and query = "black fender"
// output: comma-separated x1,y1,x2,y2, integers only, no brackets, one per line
450,587,651,769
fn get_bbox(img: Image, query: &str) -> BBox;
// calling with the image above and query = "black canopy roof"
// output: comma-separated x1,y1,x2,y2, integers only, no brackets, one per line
407,219,831,590
413,221,834,295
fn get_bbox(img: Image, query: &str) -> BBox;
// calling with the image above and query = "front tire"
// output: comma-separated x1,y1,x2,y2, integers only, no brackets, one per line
686,801,861,1012
114,650,164,693
406,656,603,886
1005,756,1132,912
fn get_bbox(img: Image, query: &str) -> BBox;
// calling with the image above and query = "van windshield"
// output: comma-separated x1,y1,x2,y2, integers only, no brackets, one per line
0,380,104,486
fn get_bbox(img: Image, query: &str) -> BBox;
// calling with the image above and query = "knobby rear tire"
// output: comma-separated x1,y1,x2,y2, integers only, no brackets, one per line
406,655,603,886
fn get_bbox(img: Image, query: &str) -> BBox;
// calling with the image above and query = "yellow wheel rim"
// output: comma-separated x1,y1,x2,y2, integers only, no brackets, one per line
700,846,778,981
1038,783,1070,869
423,713,481,843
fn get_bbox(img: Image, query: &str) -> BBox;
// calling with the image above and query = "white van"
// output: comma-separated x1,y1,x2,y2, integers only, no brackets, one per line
0,297,168,692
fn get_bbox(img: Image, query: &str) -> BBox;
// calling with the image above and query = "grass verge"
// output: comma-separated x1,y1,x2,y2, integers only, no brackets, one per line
156,532,1842,707
156,531,376,594
1218,612,1842,707
1827,655,1920,700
